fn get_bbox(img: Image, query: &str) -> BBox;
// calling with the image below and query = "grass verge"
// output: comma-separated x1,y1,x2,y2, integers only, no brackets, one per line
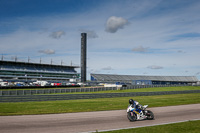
101,120,200,133
36,86,200,95
0,93,200,116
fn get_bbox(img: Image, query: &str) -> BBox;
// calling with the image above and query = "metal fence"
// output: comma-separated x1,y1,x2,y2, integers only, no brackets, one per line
0,84,198,96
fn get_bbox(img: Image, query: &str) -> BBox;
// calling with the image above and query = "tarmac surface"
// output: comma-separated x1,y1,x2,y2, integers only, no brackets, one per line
0,104,200,133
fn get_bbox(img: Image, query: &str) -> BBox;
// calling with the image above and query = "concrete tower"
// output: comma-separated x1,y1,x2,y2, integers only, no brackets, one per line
81,33,87,82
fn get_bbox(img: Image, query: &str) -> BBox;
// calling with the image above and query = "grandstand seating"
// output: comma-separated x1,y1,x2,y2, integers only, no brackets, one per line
91,73,198,85
0,62,76,73
0,60,79,81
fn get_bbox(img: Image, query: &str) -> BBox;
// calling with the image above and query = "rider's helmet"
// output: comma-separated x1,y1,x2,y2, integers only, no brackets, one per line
129,99,134,104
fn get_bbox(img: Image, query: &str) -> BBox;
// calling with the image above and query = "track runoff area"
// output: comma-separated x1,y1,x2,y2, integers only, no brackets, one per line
0,104,199,133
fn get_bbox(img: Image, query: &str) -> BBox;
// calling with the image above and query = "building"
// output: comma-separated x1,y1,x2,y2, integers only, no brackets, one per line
0,60,80,83
91,73,199,85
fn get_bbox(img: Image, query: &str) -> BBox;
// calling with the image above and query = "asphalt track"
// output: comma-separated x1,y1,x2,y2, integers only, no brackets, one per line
0,104,200,133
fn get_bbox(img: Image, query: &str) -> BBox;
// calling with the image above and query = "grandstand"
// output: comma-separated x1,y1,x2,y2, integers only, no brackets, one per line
0,60,80,82
91,73,199,85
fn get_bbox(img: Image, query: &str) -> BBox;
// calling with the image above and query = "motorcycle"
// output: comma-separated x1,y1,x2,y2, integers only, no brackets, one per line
127,104,154,122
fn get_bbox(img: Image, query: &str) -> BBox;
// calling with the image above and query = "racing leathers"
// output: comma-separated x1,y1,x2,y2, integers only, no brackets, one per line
131,100,145,119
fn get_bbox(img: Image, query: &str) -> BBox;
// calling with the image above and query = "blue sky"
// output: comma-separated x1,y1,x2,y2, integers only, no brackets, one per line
0,0,200,80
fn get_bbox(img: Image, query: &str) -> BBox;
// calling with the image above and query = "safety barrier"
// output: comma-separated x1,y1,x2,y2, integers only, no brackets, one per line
1,90,200,102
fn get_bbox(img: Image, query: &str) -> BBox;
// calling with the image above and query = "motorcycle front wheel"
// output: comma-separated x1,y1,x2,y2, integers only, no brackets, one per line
146,110,154,120
127,112,137,122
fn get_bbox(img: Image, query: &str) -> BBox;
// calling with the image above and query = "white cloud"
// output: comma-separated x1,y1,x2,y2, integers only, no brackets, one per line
79,29,98,39
177,50,186,53
101,66,114,70
132,46,149,53
105,16,129,33
147,65,163,69
49,31,65,39
38,49,55,54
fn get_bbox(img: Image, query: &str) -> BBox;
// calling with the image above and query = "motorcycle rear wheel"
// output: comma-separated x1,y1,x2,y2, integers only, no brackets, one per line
127,112,137,122
146,110,154,120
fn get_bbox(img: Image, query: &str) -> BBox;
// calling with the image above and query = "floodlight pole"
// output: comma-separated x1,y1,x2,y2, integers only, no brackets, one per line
81,33,87,83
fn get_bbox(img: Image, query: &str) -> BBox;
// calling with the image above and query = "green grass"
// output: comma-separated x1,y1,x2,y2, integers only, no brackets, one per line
0,93,200,116
124,86,200,92
101,120,200,133
93,86,200,93
37,86,200,95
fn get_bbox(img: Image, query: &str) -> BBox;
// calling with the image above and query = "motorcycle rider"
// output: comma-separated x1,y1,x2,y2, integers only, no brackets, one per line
129,99,145,119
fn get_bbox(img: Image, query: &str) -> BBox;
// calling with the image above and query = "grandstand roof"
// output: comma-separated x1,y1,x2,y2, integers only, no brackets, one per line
91,73,199,82
0,60,79,68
